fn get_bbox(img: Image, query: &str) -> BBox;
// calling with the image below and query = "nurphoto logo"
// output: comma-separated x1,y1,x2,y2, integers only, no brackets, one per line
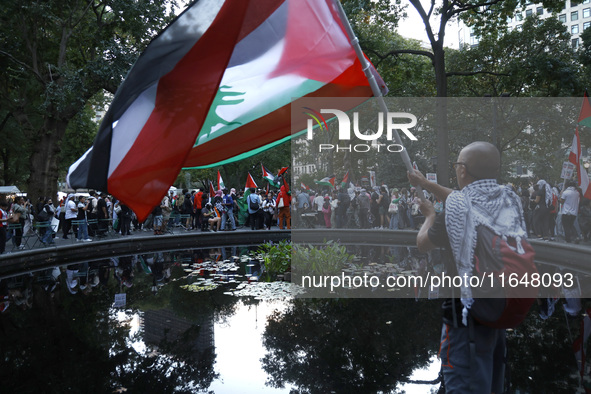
304,108,418,153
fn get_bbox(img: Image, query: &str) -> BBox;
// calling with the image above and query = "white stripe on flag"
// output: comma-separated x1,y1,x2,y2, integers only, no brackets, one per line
109,82,158,178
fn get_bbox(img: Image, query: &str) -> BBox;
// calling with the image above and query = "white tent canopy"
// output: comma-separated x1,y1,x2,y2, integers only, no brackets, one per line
0,185,20,194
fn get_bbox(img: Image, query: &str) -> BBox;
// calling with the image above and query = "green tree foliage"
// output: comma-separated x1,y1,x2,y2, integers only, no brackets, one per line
448,16,583,97
0,0,176,202
580,27,591,86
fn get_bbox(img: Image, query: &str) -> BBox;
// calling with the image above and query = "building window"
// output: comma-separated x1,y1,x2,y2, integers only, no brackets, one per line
573,38,580,48
560,14,567,23
526,9,533,17
584,21,590,30
516,24,522,31
584,8,590,18
572,11,579,21
537,6,544,15
515,12,523,21
584,0,590,4
572,24,580,34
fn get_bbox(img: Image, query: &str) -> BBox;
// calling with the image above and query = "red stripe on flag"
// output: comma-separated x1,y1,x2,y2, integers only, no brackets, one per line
270,0,355,82
108,1,256,220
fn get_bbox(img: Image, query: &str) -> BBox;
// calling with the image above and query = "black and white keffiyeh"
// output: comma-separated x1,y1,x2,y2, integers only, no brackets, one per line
537,179,553,208
444,179,528,324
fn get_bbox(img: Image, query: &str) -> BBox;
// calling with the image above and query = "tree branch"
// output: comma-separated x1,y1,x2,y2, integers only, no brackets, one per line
364,47,435,63
0,50,44,83
449,0,504,16
446,70,510,77
409,0,438,46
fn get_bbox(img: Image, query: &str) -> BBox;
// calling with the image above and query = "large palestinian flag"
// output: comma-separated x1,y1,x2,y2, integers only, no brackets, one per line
66,0,386,220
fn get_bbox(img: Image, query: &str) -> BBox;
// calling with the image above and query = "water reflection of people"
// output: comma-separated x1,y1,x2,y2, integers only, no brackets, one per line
409,142,525,393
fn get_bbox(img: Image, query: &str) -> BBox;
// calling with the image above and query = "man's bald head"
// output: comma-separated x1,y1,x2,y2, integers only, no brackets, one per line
459,141,500,180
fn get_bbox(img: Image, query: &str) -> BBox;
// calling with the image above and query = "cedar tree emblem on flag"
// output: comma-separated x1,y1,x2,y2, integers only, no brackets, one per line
217,170,225,191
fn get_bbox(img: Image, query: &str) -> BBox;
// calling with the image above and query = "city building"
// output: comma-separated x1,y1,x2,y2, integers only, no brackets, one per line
458,0,590,49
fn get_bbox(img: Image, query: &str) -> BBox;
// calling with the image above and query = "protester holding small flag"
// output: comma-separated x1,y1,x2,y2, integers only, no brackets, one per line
276,185,291,230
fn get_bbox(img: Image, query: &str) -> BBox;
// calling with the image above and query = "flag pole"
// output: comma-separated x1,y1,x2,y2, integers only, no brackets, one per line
333,0,426,201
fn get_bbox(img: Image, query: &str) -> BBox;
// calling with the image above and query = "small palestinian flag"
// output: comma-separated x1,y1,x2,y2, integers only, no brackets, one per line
579,90,591,128
245,172,258,189
315,175,335,189
262,164,279,187
209,182,216,198
278,166,289,176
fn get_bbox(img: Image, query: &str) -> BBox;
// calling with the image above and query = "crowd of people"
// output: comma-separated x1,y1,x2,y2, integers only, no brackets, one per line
0,184,295,253
292,185,435,230
291,177,591,243
1,171,590,254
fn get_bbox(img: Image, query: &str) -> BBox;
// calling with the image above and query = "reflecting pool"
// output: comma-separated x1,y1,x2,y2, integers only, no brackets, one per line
0,243,587,393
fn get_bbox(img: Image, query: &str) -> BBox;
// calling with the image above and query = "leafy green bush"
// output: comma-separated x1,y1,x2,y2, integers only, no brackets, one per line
258,240,292,281
292,240,354,276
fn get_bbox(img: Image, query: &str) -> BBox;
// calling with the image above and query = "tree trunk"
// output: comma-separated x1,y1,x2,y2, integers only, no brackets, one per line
27,117,68,205
432,44,450,187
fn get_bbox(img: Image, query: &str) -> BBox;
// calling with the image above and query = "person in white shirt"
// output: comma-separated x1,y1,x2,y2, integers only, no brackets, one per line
63,194,77,239
560,181,581,243
261,192,276,230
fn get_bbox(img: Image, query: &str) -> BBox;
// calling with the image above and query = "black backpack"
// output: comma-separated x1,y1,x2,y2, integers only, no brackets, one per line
249,195,260,211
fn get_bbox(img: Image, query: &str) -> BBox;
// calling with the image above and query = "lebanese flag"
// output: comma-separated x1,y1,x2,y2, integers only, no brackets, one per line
245,172,258,189
217,170,225,191
315,175,335,189
569,128,591,199
580,90,591,128
301,182,310,190
66,0,385,221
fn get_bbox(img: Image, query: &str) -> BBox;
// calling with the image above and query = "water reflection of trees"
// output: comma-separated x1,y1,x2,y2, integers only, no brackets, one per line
507,308,581,393
0,247,248,393
261,298,441,393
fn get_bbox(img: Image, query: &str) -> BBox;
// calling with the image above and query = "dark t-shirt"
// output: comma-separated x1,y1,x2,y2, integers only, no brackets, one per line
427,211,450,249
97,199,108,220
427,211,458,279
